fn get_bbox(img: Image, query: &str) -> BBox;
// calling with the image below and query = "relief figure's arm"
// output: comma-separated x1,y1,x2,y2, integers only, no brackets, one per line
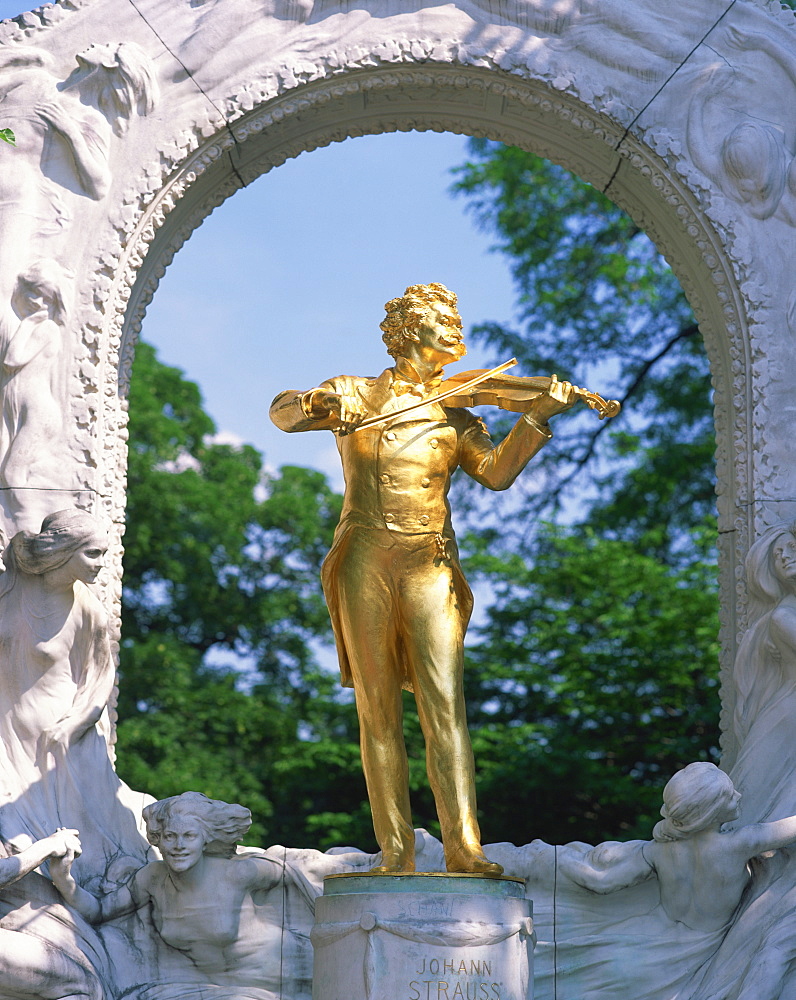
0,829,81,889
769,603,796,658
0,49,52,94
3,317,58,370
557,840,655,894
35,102,110,199
731,814,796,859
45,619,115,753
725,26,796,90
51,854,147,924
685,63,731,185
243,855,284,892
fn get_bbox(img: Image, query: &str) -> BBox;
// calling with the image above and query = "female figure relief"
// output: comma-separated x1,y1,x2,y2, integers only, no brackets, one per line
0,261,73,528
728,522,796,822
0,829,109,1000
0,510,151,883
687,27,796,226
547,763,796,1000
671,529,796,1000
52,792,290,1000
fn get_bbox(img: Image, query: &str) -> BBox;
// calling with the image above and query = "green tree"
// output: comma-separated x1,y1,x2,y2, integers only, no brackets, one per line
115,342,371,848
464,526,720,844
449,141,721,843
451,141,713,560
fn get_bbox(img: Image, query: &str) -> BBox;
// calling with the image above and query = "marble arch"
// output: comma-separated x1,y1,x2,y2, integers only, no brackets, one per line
1,0,795,763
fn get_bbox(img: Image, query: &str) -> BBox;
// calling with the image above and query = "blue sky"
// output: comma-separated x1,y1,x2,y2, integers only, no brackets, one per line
140,131,517,486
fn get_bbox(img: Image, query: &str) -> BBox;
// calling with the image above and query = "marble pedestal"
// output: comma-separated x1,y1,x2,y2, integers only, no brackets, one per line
311,873,534,1000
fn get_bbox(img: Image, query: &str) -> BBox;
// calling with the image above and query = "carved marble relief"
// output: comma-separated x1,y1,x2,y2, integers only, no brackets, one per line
0,511,151,876
0,261,73,530
0,38,158,535
0,517,794,999
0,42,157,289
686,25,796,227
0,830,108,1000
50,792,320,1000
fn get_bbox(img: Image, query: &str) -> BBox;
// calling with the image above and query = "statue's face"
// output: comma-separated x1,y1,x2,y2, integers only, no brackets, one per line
772,532,796,586
63,533,108,586
160,816,206,873
412,300,466,367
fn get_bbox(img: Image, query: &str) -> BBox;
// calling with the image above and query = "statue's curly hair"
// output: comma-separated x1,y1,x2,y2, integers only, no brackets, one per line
380,282,458,359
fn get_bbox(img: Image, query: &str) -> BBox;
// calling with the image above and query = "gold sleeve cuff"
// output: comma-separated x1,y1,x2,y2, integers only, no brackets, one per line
522,412,553,438
300,389,326,419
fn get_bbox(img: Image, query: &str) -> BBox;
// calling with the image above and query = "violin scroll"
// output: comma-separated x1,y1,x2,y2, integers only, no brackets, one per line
575,388,621,420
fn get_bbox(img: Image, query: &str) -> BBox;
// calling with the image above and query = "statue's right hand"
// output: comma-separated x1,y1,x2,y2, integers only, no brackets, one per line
315,388,368,431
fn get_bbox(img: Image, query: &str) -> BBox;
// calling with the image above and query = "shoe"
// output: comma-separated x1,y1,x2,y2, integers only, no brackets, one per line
445,846,504,876
369,852,415,874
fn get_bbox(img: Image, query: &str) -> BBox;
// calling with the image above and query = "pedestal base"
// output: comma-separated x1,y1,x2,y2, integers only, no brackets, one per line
311,873,534,1000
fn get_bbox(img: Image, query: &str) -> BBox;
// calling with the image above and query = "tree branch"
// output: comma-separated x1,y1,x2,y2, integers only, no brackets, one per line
546,322,700,506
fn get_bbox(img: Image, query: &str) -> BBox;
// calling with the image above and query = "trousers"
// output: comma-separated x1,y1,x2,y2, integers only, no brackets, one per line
332,525,483,862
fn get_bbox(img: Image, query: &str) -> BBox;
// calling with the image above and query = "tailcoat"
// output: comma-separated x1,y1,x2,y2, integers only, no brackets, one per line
270,363,552,860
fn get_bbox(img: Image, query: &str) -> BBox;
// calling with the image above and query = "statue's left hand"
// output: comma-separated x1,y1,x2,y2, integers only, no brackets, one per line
49,838,81,885
527,374,577,423
36,100,67,131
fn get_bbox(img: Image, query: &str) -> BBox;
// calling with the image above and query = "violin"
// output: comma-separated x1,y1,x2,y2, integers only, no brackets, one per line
438,368,621,420
355,358,620,432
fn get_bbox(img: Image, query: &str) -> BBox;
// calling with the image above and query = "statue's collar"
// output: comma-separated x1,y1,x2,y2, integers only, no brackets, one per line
391,358,443,393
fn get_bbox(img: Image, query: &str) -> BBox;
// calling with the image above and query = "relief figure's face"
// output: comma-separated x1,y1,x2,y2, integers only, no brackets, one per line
63,533,108,586
772,533,796,587
12,280,49,320
76,42,119,72
721,788,741,823
160,816,206,873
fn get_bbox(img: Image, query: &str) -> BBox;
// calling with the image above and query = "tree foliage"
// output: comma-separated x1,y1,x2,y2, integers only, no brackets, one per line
116,342,371,848
464,526,719,844
450,140,721,842
450,141,714,561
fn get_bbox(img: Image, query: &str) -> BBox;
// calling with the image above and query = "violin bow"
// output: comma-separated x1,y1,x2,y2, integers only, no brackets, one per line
349,358,519,433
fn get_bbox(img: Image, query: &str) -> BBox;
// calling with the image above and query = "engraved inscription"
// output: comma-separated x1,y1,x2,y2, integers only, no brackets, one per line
409,957,500,999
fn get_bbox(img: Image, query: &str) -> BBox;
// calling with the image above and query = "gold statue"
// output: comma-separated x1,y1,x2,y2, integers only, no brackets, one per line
270,283,583,876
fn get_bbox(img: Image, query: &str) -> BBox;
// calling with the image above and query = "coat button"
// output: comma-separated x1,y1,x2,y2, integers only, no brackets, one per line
421,477,430,488
384,513,395,523
430,438,438,449
419,515,430,525
385,431,396,441
380,474,390,484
